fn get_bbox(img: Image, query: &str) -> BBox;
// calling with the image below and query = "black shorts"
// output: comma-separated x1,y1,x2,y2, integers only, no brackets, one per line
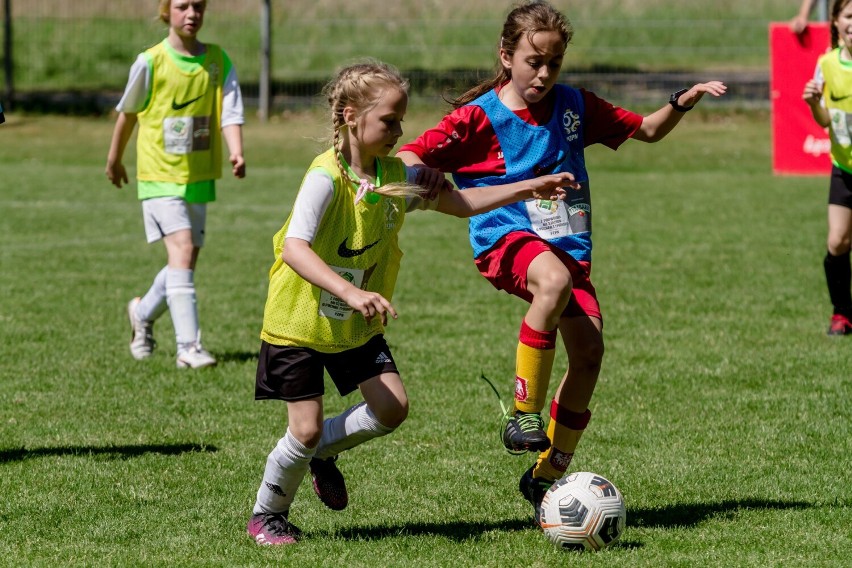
255,335,399,402
829,166,852,208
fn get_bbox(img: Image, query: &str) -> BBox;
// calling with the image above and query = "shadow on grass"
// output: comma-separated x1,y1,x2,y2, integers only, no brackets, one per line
0,443,217,463
311,498,813,544
629,498,813,528
215,350,258,364
312,518,533,541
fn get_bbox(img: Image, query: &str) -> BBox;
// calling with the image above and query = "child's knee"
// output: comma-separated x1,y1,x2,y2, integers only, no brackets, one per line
288,423,323,449
827,235,851,256
574,336,605,369
374,398,408,430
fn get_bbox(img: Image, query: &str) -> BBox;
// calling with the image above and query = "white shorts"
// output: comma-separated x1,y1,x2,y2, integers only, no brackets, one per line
142,196,207,246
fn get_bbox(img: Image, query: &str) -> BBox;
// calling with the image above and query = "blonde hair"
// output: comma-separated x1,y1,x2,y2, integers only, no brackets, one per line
321,60,424,200
451,1,572,108
159,0,207,25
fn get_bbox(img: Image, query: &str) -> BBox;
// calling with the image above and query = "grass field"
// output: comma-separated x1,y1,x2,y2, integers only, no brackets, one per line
5,0,803,92
1,108,851,566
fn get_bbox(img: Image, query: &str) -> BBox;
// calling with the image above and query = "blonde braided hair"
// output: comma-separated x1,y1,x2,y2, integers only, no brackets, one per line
322,60,425,203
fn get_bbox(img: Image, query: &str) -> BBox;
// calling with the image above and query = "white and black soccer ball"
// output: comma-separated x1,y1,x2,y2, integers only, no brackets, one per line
538,471,626,551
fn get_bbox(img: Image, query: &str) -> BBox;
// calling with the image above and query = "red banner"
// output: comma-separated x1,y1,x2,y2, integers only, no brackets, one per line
770,22,831,176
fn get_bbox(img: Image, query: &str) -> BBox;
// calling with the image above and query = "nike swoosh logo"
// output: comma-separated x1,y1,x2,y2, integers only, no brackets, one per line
338,237,380,258
171,94,204,110
830,92,852,102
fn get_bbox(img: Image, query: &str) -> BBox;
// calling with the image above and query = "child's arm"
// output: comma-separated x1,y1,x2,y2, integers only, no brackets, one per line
631,81,727,143
433,172,577,218
222,124,246,178
790,0,816,34
281,238,397,325
105,112,138,188
803,79,830,128
400,154,576,217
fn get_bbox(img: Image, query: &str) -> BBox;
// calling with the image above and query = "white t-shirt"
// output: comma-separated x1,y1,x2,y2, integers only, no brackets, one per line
116,52,244,128
286,167,438,243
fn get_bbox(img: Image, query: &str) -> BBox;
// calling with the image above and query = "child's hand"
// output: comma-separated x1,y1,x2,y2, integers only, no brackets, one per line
413,164,452,200
342,288,397,326
529,172,580,200
802,79,824,106
105,162,129,188
231,153,246,178
678,81,728,107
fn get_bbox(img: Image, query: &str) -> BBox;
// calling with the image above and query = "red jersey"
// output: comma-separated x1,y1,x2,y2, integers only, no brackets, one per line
399,88,643,176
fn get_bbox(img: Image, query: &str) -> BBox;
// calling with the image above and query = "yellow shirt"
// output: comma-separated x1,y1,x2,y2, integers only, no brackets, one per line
136,41,224,189
819,47,852,173
261,149,409,352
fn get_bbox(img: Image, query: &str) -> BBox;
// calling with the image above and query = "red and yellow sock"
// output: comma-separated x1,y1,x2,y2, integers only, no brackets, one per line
534,401,592,481
513,320,557,414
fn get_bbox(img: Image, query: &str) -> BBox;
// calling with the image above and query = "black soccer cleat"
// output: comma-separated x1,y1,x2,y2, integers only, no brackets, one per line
501,410,551,453
519,464,555,524
309,456,348,510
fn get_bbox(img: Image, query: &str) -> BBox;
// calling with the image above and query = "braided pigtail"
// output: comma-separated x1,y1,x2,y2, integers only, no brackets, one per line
321,60,427,204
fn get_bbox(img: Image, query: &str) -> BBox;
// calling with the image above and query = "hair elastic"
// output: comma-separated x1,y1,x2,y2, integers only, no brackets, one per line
354,179,376,204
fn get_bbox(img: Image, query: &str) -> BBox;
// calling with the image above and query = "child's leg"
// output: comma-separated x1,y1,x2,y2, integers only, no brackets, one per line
308,339,406,511
163,228,198,345
826,205,852,310
519,315,602,519
308,374,405,510
503,251,572,452
316,337,408,458
313,395,400,460
163,228,214,367
253,398,322,515
128,266,169,360
533,315,603,481
135,266,169,322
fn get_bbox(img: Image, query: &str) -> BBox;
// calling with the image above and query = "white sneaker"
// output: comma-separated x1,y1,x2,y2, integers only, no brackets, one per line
127,297,155,360
176,332,217,369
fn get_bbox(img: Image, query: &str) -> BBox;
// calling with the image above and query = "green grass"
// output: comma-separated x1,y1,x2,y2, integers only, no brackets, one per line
3,0,806,92
1,108,850,566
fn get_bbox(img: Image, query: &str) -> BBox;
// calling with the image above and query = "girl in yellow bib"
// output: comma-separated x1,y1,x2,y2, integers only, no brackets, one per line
246,60,578,545
105,0,245,367
804,0,852,335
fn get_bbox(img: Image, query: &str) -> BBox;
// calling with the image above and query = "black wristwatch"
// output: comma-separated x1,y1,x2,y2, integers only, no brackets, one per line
669,88,694,112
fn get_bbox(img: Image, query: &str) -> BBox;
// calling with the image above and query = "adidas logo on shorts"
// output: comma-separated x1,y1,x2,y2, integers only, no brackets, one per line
375,352,391,364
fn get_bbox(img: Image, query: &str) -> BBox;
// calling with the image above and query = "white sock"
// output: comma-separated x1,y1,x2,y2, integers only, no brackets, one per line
253,430,316,515
136,266,168,322
314,402,395,460
166,268,199,349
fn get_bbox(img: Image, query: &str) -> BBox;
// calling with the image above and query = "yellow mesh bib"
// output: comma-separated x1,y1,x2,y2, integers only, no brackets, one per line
137,41,224,184
820,48,852,173
261,149,408,352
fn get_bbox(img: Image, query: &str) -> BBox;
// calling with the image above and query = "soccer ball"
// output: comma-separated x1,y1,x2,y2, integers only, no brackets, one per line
538,471,626,551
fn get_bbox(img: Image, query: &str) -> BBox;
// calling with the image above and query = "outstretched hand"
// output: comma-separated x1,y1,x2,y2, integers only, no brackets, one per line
528,171,581,200
678,81,728,108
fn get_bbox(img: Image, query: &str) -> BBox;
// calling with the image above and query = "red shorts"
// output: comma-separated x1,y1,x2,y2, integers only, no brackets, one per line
474,231,601,320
